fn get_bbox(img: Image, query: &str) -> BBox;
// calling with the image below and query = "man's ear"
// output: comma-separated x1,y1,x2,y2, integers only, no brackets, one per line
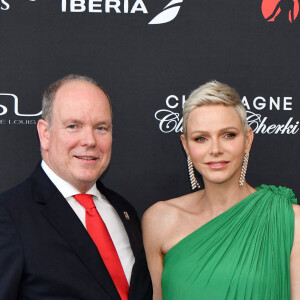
37,119,50,151
180,134,190,157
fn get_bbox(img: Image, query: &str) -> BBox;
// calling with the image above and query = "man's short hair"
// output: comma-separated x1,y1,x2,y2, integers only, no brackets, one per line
42,74,112,126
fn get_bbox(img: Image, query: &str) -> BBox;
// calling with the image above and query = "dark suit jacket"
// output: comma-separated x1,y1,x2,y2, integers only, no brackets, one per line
0,164,152,300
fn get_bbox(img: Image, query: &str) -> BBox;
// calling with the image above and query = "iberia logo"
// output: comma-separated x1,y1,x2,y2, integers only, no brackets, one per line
262,0,299,23
59,0,183,25
149,0,183,25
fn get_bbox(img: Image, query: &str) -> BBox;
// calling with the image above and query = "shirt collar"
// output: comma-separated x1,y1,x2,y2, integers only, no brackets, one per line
41,160,98,199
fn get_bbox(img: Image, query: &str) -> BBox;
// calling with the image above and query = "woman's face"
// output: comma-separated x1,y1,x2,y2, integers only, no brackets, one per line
181,104,253,186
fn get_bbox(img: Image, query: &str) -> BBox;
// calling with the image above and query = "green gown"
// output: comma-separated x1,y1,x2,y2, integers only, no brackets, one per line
161,185,297,300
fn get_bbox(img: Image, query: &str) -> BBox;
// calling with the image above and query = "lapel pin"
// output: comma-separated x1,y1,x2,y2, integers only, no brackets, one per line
123,211,130,220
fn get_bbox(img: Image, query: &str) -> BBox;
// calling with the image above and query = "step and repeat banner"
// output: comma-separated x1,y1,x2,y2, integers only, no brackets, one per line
0,0,299,215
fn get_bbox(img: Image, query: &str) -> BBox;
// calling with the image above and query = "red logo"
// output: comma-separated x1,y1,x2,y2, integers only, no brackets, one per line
262,0,299,23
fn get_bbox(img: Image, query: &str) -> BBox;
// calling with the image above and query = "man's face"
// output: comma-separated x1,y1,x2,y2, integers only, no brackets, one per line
38,80,112,192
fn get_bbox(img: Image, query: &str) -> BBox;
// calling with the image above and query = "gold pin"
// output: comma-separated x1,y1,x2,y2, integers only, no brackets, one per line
123,211,130,220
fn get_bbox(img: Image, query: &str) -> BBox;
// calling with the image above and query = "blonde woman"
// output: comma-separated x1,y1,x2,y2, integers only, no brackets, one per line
142,81,300,300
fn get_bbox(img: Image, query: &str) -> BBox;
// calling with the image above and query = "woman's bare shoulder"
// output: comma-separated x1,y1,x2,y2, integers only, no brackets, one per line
293,204,300,231
142,191,202,231
291,204,300,257
291,204,300,299
142,198,180,228
293,203,300,212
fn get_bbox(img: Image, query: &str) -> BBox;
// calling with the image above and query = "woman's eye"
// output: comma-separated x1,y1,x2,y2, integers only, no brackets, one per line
195,137,206,142
225,133,236,138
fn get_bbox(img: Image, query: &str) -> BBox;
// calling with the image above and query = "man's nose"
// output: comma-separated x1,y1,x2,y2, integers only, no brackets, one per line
81,128,96,147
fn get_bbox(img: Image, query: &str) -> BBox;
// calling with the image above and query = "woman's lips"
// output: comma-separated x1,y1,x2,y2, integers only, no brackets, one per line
205,161,230,169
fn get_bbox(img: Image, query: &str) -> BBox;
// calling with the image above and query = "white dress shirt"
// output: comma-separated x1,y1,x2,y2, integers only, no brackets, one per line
41,161,135,284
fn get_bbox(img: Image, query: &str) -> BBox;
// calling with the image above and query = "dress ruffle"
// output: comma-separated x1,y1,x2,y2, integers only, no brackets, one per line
256,184,297,204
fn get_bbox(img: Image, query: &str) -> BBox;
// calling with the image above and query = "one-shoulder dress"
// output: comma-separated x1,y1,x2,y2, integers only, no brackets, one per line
161,185,297,300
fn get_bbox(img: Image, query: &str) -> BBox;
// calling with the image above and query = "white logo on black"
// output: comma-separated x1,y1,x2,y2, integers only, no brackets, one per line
149,0,183,25
1,0,9,10
155,95,300,135
0,94,41,117
60,0,183,25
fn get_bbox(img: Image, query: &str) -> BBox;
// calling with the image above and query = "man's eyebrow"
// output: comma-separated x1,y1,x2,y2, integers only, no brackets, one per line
63,119,82,124
96,121,112,126
61,119,112,127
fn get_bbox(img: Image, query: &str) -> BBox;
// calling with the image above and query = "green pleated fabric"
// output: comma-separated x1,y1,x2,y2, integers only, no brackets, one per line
162,185,297,300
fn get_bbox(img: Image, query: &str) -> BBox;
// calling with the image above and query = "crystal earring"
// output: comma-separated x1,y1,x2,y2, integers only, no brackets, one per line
239,153,249,186
187,156,200,190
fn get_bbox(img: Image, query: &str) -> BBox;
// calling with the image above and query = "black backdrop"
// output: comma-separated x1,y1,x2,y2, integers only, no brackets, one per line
0,0,299,216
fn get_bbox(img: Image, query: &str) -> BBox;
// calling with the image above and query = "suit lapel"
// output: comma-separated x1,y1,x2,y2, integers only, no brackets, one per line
97,182,142,258
30,165,121,300
98,182,152,300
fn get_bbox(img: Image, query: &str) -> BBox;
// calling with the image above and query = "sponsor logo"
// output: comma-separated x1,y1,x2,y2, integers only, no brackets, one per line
262,0,299,23
0,0,9,10
155,95,185,133
154,94,299,134
61,0,183,25
61,0,148,14
0,93,41,126
149,0,183,25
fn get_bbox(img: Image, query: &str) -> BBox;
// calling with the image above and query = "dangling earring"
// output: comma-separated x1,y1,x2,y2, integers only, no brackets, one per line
187,156,200,190
239,153,249,186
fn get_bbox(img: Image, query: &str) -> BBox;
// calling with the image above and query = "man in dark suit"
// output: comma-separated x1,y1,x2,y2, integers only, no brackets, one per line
0,75,152,299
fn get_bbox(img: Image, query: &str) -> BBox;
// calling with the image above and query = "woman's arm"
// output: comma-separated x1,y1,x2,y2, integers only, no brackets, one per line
142,203,167,300
291,204,300,299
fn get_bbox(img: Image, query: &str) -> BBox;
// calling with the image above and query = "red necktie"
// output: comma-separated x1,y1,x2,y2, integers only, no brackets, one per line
74,194,129,300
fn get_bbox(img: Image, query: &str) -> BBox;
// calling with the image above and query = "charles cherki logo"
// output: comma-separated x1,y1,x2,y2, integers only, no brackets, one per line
155,94,299,135
61,0,183,25
261,0,299,23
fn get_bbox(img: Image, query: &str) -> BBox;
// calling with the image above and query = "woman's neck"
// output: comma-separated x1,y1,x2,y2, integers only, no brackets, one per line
199,180,256,216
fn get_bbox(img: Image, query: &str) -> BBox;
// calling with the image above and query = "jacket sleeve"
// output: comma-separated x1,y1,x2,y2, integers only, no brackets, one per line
0,203,23,300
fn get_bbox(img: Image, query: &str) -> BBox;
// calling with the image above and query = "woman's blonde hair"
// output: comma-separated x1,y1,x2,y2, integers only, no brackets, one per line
182,80,248,136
